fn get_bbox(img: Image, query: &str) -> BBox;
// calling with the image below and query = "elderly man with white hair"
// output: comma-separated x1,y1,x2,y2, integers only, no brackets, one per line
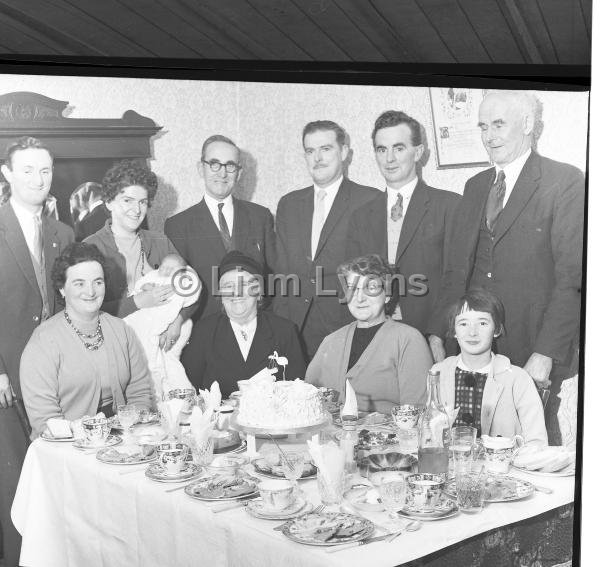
426,90,584,445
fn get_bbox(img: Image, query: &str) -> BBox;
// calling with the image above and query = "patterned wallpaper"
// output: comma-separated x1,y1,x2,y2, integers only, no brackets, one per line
0,74,589,231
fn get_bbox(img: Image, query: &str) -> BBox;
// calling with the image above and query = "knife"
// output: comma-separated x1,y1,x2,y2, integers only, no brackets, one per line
211,494,260,513
325,533,396,553
533,484,553,495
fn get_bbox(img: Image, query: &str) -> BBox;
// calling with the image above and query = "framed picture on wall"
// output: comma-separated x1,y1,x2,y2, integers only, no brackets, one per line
428,87,491,169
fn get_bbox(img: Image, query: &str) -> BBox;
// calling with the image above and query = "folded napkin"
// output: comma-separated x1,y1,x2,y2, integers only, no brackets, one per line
189,405,214,445
209,381,222,414
46,418,72,439
248,367,277,383
159,398,186,435
341,380,358,418
307,439,345,485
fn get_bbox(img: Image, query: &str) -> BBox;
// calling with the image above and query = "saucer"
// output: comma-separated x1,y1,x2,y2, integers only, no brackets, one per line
40,429,74,443
246,495,312,520
145,462,201,483
215,440,247,455
343,485,385,512
444,475,535,502
399,498,458,521
251,457,317,480
72,434,122,450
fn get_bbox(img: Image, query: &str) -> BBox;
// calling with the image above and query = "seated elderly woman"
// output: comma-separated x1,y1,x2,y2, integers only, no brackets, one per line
182,251,306,398
306,254,432,413
20,242,152,438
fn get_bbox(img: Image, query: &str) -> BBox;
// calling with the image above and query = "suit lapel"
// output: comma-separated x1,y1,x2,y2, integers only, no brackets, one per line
314,179,350,261
480,361,504,436
367,193,387,259
231,198,249,251
197,199,227,258
395,181,428,263
42,219,60,312
493,153,541,244
299,189,313,261
245,313,274,369
0,203,39,295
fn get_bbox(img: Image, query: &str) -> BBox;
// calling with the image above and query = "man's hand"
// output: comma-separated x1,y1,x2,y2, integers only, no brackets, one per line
0,373,14,409
428,335,446,363
523,352,553,388
159,315,183,352
134,284,174,309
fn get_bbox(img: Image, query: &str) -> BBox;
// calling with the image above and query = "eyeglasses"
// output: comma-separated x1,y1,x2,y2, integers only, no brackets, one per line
202,159,241,174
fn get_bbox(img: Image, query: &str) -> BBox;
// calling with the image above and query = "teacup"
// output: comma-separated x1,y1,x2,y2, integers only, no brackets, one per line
481,435,524,475
406,473,445,511
156,442,189,475
391,405,422,431
259,479,295,512
82,417,110,446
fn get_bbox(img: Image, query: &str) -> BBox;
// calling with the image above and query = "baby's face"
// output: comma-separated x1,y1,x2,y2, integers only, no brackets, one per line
158,255,185,277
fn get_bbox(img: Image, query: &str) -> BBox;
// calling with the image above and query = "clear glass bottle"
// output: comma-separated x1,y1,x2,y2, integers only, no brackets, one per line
418,370,450,474
339,416,359,475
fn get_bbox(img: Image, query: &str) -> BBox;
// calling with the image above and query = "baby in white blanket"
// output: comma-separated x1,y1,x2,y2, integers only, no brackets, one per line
124,254,200,403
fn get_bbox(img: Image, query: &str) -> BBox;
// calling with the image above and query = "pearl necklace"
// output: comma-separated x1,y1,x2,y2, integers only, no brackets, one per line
64,311,104,351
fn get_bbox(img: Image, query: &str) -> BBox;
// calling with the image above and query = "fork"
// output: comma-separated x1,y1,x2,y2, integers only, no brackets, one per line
273,504,325,531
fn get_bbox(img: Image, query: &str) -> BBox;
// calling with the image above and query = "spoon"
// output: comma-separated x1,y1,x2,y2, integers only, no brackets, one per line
386,520,421,542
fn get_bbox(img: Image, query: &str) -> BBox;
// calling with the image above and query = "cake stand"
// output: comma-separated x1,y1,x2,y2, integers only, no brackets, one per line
229,412,330,455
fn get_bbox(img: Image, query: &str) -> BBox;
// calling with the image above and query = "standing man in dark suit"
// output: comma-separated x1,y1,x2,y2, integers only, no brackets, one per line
346,110,460,336
165,135,276,321
275,121,379,358
0,137,74,566
427,91,584,444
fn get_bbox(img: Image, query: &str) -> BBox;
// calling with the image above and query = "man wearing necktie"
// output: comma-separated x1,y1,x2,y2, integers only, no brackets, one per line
275,121,378,358
427,91,584,445
0,137,74,566
347,110,460,337
165,135,276,322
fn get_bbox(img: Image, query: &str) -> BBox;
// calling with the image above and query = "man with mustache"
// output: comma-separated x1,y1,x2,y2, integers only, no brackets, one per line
427,90,584,444
275,121,378,358
0,137,74,566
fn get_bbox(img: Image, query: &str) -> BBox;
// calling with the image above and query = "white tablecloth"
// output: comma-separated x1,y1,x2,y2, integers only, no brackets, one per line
12,439,574,567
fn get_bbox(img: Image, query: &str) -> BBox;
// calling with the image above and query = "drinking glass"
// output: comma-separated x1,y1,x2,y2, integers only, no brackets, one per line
378,479,407,521
281,452,305,484
317,469,345,508
455,470,487,513
117,404,140,443
449,426,477,477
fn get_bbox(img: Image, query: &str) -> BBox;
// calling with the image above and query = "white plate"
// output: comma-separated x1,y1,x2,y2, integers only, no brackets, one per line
281,512,374,546
40,430,74,443
398,501,459,521
96,446,157,465
185,474,258,501
72,435,122,450
145,463,202,483
512,464,575,477
246,496,312,520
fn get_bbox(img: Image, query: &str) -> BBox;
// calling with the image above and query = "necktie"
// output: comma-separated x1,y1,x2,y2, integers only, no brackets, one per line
485,170,506,232
218,202,232,251
311,189,327,259
390,192,403,222
32,214,43,265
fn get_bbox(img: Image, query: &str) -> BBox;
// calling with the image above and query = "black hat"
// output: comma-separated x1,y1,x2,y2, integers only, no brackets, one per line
218,250,264,280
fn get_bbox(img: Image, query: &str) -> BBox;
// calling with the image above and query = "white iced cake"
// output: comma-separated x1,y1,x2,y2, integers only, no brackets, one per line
237,379,325,428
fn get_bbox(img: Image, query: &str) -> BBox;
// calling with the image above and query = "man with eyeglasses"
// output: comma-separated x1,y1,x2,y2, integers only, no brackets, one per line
165,135,275,322
346,110,460,338
274,120,378,359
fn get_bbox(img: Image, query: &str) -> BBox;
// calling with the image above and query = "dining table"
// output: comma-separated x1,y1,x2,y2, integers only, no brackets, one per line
11,435,575,567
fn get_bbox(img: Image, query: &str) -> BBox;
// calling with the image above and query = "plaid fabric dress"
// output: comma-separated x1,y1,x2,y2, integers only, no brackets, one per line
454,368,488,435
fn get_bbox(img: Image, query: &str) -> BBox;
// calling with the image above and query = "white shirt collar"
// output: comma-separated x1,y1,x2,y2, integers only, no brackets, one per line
494,148,532,203
204,192,233,212
386,176,418,207
456,353,493,375
313,175,343,197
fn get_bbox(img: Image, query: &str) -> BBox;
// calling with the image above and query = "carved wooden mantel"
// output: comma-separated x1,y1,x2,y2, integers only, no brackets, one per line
0,91,162,159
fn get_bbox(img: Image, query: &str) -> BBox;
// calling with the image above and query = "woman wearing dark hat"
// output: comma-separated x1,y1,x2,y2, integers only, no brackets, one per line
181,251,306,397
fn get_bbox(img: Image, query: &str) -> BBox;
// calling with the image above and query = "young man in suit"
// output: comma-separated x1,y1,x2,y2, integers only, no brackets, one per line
0,137,74,566
164,135,276,322
346,110,460,337
427,91,584,444
275,121,379,358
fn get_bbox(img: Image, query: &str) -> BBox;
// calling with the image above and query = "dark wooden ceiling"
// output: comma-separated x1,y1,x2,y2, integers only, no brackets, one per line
0,0,591,65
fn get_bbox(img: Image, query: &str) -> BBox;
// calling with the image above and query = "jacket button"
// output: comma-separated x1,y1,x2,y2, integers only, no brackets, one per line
487,272,492,278
33,315,40,322
310,278,316,284
304,298,310,303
